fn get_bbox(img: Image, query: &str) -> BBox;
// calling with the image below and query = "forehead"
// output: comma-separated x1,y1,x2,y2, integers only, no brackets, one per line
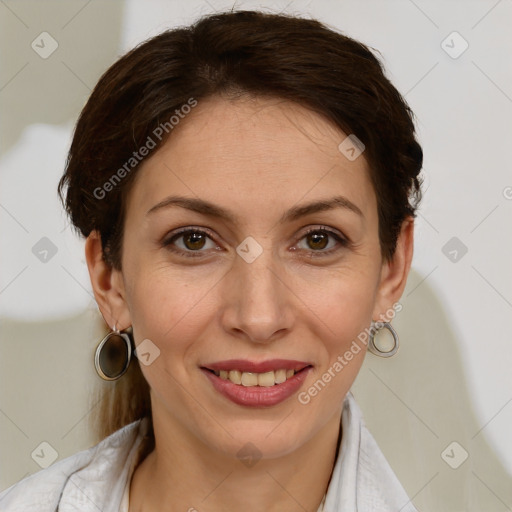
127,95,376,225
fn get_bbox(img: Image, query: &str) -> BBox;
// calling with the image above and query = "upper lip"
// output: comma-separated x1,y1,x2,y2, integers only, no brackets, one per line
202,359,312,373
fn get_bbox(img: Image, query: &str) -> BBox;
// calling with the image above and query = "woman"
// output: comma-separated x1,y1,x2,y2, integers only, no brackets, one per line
0,9,423,512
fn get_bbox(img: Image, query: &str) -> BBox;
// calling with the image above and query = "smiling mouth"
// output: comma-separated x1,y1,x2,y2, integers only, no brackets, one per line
202,366,312,387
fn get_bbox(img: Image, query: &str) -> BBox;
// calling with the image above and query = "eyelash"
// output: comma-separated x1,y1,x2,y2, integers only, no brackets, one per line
162,226,349,259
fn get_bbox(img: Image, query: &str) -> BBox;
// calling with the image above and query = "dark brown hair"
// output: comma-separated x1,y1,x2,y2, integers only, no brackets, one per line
58,9,423,441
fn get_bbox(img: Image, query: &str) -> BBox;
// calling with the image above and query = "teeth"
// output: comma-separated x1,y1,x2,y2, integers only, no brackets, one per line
241,372,258,386
228,370,242,385
275,369,287,384
214,368,300,386
257,371,275,387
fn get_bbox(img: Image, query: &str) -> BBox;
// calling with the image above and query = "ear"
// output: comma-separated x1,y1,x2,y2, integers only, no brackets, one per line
372,217,414,321
85,230,132,330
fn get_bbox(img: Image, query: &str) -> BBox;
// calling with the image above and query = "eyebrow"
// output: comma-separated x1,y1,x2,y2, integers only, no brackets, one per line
146,194,363,223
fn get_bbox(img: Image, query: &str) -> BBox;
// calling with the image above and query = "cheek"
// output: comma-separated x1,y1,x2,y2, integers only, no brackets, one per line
303,264,378,340
124,241,205,327
297,277,372,407
125,265,218,372
125,271,206,408
298,267,376,403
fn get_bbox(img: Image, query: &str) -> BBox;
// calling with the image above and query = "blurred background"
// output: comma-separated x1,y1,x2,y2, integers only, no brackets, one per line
0,1,511,510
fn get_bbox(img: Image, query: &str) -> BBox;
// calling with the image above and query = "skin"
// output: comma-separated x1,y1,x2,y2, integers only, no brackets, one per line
85,94,414,512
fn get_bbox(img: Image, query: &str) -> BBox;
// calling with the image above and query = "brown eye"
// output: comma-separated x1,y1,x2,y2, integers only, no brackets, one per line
306,231,329,250
163,228,218,257
296,227,348,255
182,232,207,250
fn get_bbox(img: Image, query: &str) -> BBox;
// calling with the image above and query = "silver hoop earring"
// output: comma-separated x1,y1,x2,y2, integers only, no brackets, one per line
94,324,133,380
368,321,399,358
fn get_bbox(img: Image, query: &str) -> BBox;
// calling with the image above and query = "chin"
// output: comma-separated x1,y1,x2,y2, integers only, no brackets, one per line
206,417,310,461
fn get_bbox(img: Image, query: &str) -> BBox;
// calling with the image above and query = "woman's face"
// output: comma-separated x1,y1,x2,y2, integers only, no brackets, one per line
106,95,404,458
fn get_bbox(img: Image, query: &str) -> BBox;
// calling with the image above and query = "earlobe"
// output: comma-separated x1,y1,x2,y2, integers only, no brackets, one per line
372,217,414,321
84,231,131,330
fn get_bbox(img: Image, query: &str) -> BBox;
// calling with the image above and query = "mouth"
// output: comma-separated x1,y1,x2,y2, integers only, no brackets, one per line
200,359,313,407
201,367,311,387
200,359,312,387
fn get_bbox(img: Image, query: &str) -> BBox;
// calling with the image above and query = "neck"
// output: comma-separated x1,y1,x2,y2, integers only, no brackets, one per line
129,407,343,512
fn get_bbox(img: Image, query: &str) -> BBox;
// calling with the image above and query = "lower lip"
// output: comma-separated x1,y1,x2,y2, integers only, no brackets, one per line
201,367,312,407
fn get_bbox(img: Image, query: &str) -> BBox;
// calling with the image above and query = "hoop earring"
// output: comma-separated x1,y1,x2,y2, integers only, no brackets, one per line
94,324,133,380
368,321,399,358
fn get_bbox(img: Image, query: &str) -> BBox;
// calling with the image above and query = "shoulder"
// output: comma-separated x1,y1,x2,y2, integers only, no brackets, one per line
0,442,99,512
338,392,419,511
0,418,147,512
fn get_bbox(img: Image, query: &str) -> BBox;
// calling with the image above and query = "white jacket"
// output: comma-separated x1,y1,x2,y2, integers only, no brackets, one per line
0,392,418,511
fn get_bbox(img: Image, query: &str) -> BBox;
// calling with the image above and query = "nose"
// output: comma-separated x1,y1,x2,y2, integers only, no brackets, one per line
220,243,294,344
